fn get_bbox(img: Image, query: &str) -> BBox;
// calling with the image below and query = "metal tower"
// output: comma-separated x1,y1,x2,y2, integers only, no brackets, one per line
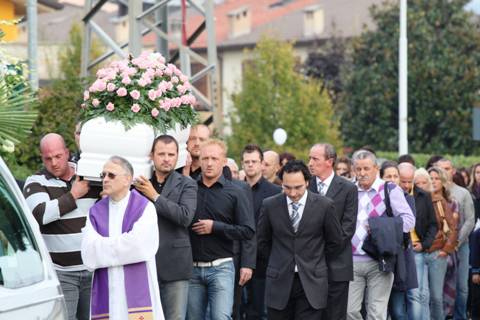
80,0,220,130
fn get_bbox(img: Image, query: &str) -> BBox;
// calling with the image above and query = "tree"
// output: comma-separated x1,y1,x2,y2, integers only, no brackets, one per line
15,24,102,171
340,0,480,154
227,36,341,160
304,33,349,106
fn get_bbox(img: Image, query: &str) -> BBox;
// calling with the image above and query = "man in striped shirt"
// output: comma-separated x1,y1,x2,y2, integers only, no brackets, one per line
24,133,99,320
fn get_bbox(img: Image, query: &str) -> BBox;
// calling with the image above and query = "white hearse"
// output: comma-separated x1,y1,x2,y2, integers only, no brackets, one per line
0,157,67,319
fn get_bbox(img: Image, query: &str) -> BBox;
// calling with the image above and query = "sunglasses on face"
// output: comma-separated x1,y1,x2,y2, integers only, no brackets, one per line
100,171,122,180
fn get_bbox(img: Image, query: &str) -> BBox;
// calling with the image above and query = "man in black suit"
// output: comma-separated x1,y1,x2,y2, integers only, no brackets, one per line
307,143,358,320
257,160,342,320
134,135,197,320
242,144,281,320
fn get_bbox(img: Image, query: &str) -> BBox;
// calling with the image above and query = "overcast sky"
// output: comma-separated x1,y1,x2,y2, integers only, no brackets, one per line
466,0,480,13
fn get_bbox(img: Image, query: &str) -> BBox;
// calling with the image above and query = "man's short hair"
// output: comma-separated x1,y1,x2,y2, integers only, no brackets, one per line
352,149,377,166
278,160,311,181
242,144,263,161
313,143,337,163
398,154,415,166
151,135,179,153
200,139,227,157
426,155,443,170
108,156,134,176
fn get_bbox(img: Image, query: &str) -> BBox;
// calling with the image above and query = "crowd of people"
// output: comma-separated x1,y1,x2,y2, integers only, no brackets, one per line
20,123,480,320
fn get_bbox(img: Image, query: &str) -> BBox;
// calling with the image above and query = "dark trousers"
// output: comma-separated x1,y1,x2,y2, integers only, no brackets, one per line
324,280,349,320
267,274,323,320
245,276,267,320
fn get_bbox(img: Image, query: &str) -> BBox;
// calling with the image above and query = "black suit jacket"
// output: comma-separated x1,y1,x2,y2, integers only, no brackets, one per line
257,191,342,310
150,171,198,282
309,175,358,281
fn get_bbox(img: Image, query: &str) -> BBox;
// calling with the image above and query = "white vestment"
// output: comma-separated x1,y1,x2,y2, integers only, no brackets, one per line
81,191,164,320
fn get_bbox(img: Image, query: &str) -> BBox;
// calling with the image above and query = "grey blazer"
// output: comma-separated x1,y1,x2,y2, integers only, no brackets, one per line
151,171,198,282
257,191,342,310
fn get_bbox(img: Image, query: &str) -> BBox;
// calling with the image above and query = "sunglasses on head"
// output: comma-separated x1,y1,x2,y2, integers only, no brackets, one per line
100,171,120,180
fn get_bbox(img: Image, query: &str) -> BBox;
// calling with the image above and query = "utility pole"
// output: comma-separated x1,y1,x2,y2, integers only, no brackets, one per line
399,0,408,154
27,0,38,91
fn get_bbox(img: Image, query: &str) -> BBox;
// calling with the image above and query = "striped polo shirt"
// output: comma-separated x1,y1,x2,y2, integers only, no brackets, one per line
23,168,100,271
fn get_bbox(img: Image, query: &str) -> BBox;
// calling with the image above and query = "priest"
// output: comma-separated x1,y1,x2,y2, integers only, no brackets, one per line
81,156,164,320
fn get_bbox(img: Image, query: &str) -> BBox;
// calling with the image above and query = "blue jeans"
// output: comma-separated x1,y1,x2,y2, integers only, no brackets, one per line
389,289,407,320
406,252,429,320
425,251,448,320
56,270,92,320
454,242,470,320
186,261,235,320
160,279,189,320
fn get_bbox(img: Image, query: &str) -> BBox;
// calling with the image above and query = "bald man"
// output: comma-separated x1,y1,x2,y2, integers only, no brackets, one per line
262,150,281,185
23,133,100,320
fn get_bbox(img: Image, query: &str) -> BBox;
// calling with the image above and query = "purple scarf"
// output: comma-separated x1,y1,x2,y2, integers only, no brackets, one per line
89,190,153,320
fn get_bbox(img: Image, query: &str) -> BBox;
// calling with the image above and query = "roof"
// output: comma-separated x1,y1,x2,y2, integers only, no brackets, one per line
143,0,385,50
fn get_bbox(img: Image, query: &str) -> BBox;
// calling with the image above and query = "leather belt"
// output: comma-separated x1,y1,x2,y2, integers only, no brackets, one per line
193,257,233,267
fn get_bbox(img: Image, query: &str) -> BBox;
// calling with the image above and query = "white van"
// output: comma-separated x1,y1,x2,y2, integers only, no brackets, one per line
0,157,67,319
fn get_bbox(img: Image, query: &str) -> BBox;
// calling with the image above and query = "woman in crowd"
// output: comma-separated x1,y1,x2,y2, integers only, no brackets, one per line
414,168,433,193
468,163,480,319
335,156,353,180
426,167,459,320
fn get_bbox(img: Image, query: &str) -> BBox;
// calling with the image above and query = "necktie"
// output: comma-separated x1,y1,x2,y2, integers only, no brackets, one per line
318,181,326,196
290,202,301,232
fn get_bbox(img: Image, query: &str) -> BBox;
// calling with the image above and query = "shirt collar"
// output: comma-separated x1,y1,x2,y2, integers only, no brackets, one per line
316,171,334,189
356,176,384,192
198,174,227,187
286,190,308,207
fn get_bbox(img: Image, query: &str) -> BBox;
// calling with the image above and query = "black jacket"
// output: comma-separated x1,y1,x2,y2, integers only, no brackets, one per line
257,191,342,310
413,186,438,251
309,175,358,281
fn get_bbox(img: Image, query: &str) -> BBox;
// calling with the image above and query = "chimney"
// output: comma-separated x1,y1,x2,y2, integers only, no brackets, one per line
228,6,251,38
303,5,324,37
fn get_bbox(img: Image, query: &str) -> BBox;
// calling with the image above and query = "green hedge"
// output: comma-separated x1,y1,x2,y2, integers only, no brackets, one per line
377,151,480,169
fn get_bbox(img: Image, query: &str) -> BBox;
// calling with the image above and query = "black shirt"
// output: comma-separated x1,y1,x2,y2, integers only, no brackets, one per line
150,171,171,195
190,175,255,262
250,177,282,223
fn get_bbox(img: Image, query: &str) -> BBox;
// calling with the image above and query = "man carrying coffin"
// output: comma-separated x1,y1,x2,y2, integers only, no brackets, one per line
81,156,164,320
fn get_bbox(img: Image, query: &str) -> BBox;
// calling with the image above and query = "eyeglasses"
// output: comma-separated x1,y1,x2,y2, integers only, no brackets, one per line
99,171,125,180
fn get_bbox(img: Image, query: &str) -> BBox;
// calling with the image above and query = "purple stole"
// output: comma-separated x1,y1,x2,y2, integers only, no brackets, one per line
89,190,153,320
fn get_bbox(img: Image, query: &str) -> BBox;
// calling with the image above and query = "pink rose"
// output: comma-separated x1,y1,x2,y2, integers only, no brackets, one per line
92,99,100,107
106,102,115,111
180,75,189,83
171,76,179,84
122,76,131,85
107,83,116,92
116,87,127,97
80,103,86,109
83,90,90,101
131,103,141,113
151,108,160,117
148,89,157,101
138,78,147,87
94,80,106,92
130,90,141,100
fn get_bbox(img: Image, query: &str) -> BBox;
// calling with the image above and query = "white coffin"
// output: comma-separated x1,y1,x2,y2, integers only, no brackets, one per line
77,117,190,181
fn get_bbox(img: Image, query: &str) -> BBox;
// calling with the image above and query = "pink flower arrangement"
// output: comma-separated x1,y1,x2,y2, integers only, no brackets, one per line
81,52,198,131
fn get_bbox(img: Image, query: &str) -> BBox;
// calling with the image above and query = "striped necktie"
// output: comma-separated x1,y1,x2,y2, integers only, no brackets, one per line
290,202,301,232
318,181,326,196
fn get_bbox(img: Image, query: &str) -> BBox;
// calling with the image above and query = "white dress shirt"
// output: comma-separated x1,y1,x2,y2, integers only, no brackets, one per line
315,171,334,195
